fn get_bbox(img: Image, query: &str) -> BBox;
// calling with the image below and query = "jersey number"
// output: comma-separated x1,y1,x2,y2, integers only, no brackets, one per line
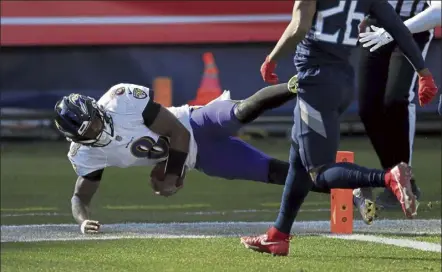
315,1,365,46
130,136,169,159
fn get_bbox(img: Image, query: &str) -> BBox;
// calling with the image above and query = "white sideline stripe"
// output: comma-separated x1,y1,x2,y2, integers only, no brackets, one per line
0,14,291,26
1,220,440,244
325,234,441,253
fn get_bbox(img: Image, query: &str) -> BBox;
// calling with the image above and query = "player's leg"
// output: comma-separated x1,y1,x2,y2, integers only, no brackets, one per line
193,132,330,192
358,43,395,169
234,81,297,124
242,70,416,256
273,88,387,235
376,30,432,207
193,134,276,183
242,67,418,255
293,77,416,218
190,82,296,137
189,99,242,137
241,86,337,256
356,42,394,221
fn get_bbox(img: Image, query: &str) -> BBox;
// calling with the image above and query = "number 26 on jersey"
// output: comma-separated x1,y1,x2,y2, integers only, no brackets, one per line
315,1,365,46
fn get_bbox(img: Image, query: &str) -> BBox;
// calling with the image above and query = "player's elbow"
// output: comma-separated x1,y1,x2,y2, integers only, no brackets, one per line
297,25,310,36
71,195,80,210
288,21,310,38
72,191,91,206
71,194,83,205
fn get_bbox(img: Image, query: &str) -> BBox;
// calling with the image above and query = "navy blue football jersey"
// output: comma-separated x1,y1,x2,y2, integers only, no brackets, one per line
294,0,426,81
295,0,372,66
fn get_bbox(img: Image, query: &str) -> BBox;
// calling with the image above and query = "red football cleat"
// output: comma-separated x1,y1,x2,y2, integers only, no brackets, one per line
240,227,291,256
384,162,418,219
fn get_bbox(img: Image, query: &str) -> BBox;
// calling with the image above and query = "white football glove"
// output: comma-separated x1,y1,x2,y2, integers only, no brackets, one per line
80,219,101,234
359,26,394,52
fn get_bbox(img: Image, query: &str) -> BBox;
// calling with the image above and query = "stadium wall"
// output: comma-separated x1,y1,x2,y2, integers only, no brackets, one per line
1,1,440,138
1,42,441,115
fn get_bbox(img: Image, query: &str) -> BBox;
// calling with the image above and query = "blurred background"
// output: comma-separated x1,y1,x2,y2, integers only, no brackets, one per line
1,1,440,225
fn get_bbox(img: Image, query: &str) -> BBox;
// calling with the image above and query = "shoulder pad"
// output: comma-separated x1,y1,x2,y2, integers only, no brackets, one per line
99,83,152,116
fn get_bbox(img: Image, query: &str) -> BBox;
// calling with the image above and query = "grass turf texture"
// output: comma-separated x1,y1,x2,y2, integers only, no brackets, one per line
1,237,441,272
1,137,441,225
1,137,441,272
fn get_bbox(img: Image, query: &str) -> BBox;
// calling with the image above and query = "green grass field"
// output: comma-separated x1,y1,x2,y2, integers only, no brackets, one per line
1,137,441,271
2,237,441,272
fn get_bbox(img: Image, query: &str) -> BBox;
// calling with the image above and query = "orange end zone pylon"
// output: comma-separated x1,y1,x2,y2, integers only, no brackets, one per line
331,151,355,234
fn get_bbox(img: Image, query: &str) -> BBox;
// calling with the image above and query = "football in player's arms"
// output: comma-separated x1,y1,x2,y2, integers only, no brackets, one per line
150,161,184,193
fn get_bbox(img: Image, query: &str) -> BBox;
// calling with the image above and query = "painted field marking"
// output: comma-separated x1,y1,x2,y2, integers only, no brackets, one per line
183,208,329,215
261,201,329,208
104,203,211,210
324,234,441,253
1,208,328,218
0,207,58,212
1,212,69,217
1,220,440,248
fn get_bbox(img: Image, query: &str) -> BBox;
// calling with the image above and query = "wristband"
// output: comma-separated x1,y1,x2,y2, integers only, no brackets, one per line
165,149,188,177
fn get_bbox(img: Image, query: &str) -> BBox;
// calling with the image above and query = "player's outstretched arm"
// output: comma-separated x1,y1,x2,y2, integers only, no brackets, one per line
267,0,317,62
71,170,102,234
260,0,316,83
143,101,190,196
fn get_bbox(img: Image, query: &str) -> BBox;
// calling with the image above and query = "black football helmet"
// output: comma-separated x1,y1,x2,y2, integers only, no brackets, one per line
54,94,114,147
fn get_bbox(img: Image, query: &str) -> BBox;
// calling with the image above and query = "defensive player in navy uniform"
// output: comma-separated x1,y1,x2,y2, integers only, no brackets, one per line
240,0,438,256
354,0,441,212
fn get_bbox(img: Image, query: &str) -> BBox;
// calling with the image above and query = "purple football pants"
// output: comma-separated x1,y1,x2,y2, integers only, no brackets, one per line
190,100,271,182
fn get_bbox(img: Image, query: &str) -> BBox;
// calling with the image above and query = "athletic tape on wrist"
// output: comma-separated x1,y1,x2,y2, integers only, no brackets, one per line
165,149,188,176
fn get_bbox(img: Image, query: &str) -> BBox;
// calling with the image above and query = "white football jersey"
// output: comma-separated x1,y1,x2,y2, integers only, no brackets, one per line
68,83,198,177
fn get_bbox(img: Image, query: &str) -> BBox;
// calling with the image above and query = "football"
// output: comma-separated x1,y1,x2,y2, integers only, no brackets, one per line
150,162,185,188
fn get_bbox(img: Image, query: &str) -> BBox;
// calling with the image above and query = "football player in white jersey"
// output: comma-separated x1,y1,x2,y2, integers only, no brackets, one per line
54,82,304,234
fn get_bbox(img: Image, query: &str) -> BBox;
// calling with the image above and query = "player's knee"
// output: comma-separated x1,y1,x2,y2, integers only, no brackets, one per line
308,165,328,189
233,101,250,124
267,158,289,185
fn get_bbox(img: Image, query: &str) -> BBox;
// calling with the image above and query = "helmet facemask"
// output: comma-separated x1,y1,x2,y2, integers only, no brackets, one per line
78,104,115,147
